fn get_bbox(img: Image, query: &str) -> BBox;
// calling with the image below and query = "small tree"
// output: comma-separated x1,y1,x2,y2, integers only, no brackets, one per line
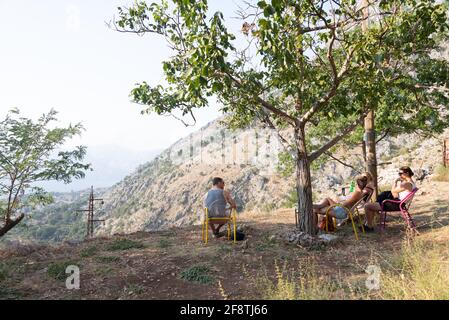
113,0,449,234
0,109,91,237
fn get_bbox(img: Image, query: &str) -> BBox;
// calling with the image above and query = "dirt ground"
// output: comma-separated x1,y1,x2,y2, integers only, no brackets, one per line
1,180,448,300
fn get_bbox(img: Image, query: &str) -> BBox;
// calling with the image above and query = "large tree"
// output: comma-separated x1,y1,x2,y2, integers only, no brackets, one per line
113,0,449,234
0,109,91,237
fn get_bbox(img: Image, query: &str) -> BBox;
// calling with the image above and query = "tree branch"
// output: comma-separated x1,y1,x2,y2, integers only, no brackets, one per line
309,111,369,162
324,151,362,174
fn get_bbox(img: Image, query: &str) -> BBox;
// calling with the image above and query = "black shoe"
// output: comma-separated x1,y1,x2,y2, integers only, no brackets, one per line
213,231,225,238
359,225,374,233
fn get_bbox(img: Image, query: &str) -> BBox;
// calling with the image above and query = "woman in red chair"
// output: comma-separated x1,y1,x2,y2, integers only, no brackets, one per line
363,166,416,232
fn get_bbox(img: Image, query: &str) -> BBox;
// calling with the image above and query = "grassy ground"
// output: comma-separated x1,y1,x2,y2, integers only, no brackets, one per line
0,180,448,300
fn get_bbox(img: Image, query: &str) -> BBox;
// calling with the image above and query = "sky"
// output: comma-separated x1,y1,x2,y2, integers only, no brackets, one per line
0,0,246,191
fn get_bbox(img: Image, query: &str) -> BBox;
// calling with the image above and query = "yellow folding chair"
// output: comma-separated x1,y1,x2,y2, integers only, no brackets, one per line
324,204,363,241
323,188,373,240
201,207,237,244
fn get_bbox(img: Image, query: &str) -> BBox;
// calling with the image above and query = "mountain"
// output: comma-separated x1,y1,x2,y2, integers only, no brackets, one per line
95,117,448,237
96,119,291,235
1,115,447,245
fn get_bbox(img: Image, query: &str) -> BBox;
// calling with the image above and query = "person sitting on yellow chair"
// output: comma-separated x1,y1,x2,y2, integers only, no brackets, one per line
313,172,374,225
204,177,237,238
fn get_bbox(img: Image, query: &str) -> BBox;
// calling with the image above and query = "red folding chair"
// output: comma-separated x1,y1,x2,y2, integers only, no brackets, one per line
380,188,419,233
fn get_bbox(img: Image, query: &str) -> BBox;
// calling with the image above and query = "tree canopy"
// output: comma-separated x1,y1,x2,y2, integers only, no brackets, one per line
113,0,449,234
0,109,91,237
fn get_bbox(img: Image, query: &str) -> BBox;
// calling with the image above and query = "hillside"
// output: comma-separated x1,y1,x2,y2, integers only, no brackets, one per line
1,179,448,300
2,114,448,245
95,120,448,237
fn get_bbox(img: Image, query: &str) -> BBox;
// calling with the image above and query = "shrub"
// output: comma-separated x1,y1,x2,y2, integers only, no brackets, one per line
180,265,214,284
80,246,98,258
106,238,145,251
157,239,171,249
47,261,77,281
96,256,121,263
433,165,449,182
0,263,7,283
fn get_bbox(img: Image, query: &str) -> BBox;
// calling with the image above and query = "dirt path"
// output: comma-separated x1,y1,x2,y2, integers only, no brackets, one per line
1,181,448,300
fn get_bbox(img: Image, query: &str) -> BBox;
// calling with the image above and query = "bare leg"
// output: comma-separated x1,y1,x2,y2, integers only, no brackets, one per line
364,203,381,228
313,198,336,214
209,223,225,234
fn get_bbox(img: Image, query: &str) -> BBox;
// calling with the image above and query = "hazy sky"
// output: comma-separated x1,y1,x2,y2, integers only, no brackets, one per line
0,0,245,152
0,0,249,190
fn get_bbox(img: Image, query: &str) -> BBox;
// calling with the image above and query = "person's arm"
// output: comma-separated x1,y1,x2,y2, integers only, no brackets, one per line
224,190,237,210
391,181,412,196
342,190,363,207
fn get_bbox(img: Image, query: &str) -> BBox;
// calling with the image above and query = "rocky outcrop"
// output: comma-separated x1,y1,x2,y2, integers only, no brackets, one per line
95,110,449,237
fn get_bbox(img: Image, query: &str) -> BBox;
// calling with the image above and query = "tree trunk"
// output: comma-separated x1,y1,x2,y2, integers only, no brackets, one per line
0,213,25,237
294,127,316,235
364,111,378,199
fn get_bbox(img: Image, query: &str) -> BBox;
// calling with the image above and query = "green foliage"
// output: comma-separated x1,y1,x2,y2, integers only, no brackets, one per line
276,151,295,177
180,264,214,284
115,0,449,233
106,238,145,251
0,285,21,299
157,238,171,249
80,246,98,258
0,263,7,282
96,256,121,263
47,261,77,281
0,191,89,243
282,187,298,208
0,109,91,237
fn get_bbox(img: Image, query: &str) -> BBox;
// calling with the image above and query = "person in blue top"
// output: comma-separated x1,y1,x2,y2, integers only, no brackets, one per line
203,177,237,238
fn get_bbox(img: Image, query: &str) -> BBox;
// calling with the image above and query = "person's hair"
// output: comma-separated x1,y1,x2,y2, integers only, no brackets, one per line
212,177,224,186
355,174,369,190
361,171,373,182
399,166,414,177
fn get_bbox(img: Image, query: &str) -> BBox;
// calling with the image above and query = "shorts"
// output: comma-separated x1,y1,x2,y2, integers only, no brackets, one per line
376,191,401,211
381,202,401,212
332,206,348,219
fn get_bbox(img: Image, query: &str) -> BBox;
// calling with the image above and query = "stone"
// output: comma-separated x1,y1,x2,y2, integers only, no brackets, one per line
317,233,340,243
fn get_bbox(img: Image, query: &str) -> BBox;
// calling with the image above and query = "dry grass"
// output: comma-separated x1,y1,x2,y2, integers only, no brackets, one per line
433,165,449,182
248,261,348,300
379,237,449,300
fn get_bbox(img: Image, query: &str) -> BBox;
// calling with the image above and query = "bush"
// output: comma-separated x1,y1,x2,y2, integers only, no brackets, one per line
157,239,171,249
96,256,121,263
106,238,145,251
80,246,98,258
433,165,449,182
180,265,214,284
47,261,77,281
0,263,7,283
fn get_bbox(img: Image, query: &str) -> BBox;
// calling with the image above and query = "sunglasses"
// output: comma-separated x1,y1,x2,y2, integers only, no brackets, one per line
398,171,405,175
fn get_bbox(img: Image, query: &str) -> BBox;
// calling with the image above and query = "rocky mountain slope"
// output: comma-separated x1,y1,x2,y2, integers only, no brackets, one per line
94,114,449,237
2,112,447,245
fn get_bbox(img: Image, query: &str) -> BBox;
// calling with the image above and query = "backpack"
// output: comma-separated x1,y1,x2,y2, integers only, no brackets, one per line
230,230,245,241
318,215,335,232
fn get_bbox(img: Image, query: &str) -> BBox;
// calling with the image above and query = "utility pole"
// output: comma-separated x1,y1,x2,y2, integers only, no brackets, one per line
77,186,105,238
362,0,378,198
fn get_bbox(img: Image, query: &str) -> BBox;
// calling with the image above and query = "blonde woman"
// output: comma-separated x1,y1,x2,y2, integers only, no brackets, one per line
313,172,374,222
